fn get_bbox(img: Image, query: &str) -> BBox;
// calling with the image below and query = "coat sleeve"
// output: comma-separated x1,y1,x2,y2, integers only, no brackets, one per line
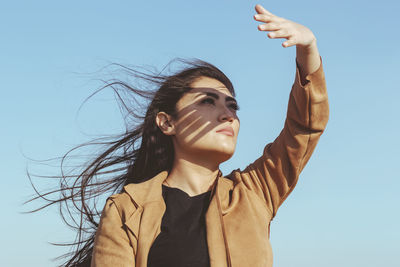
232,57,329,218
91,198,136,267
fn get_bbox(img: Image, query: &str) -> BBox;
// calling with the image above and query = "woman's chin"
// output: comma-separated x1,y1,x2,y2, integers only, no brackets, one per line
208,146,236,163
178,140,237,164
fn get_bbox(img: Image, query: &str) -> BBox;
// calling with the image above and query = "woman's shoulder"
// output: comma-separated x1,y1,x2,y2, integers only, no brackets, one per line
106,189,141,222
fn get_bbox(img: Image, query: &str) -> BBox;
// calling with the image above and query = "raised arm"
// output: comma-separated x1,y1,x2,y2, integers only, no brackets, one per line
230,5,329,218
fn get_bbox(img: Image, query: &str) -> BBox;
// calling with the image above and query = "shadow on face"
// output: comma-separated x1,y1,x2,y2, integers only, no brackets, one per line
168,77,240,162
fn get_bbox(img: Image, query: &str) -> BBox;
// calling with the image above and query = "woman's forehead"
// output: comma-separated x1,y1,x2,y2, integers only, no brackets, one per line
191,76,224,85
189,87,232,97
189,76,232,96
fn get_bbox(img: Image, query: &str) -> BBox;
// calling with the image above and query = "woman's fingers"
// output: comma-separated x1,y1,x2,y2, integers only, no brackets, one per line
268,29,289,39
255,4,273,15
282,38,297,48
258,23,280,31
254,14,274,23
253,5,315,48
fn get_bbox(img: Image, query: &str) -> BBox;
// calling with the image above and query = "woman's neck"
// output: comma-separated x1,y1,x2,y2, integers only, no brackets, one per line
164,157,220,197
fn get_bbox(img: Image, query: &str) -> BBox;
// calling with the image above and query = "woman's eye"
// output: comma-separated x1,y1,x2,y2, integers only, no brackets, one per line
200,98,239,111
201,98,215,105
229,103,240,111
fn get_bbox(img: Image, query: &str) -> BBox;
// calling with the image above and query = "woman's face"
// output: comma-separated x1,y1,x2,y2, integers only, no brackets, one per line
169,76,240,163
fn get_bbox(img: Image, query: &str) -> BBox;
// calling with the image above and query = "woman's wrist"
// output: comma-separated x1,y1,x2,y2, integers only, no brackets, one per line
296,39,320,81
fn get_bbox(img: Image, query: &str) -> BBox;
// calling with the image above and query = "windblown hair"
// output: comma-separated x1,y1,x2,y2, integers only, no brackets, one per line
27,58,235,266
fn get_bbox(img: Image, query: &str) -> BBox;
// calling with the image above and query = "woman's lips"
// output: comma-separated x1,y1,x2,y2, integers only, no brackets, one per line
216,127,234,136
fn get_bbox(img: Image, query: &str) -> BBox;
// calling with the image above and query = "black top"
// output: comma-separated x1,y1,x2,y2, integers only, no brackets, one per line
147,184,212,267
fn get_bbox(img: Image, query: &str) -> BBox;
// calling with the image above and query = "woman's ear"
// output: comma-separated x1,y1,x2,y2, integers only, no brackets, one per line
156,111,176,135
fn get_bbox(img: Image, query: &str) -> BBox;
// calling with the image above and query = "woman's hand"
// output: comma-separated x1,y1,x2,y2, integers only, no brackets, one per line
253,4,321,79
253,4,316,49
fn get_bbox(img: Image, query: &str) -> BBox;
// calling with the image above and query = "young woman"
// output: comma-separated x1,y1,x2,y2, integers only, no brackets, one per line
31,4,329,267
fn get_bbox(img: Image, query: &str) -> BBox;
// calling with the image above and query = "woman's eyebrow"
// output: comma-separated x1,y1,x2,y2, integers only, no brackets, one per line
203,92,237,104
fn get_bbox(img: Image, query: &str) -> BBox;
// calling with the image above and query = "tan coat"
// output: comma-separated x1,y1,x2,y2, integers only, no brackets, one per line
91,59,329,267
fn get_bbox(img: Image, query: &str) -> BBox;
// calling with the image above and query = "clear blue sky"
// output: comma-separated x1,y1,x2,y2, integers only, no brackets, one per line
1,1,399,266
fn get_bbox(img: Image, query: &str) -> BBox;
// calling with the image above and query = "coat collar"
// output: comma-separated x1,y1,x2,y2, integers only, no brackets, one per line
122,170,234,207
121,170,235,266
122,171,167,207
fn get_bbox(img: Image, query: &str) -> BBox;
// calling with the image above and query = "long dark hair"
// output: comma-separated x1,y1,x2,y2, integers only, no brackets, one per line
27,58,235,266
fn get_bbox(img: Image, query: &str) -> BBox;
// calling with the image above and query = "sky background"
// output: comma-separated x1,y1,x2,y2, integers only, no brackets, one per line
1,0,399,266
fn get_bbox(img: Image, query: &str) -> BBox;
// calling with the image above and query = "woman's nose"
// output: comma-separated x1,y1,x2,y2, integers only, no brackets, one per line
218,106,235,122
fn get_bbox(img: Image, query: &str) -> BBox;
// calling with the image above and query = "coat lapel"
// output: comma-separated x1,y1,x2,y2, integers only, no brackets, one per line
206,175,234,267
123,171,168,266
122,171,234,267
